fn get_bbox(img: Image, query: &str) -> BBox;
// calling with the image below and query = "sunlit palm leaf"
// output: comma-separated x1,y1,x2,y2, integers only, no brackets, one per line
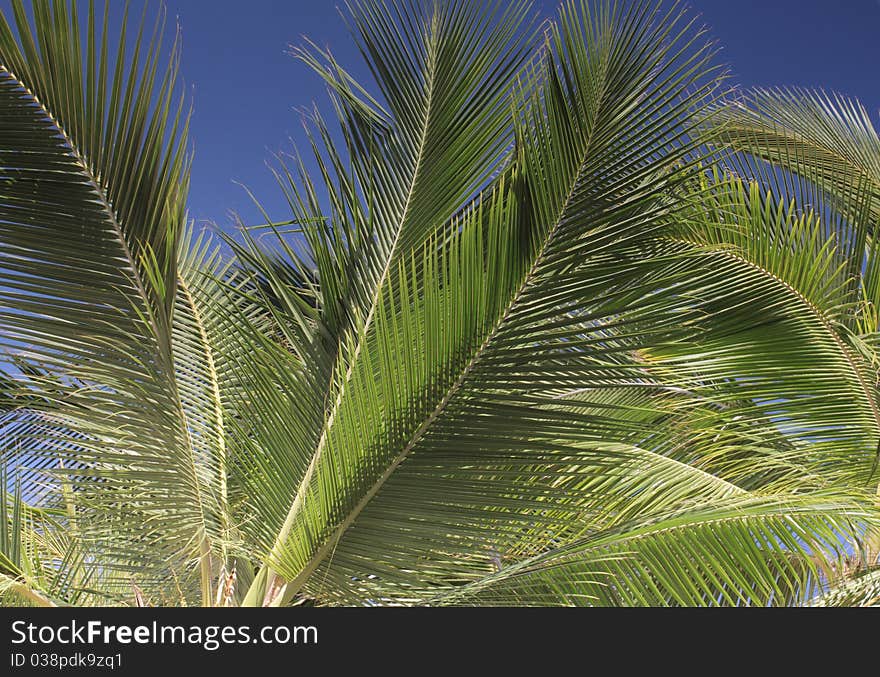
243,0,728,605
0,0,219,605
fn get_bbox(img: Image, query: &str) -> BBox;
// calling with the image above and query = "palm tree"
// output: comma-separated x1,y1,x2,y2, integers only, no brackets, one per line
1,0,878,607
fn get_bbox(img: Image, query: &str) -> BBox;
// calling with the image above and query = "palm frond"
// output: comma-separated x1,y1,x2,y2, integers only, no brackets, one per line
243,0,727,605
0,0,221,605
4,0,879,608
427,494,875,606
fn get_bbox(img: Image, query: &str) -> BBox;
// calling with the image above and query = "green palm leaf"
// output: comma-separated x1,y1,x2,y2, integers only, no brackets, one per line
3,0,879,608
241,0,728,605
0,0,220,605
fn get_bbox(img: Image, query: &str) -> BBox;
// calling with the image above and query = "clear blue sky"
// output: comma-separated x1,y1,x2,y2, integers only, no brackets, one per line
5,1,880,229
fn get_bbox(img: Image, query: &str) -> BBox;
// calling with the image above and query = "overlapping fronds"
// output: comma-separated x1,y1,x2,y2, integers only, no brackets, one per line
0,0,222,605
3,0,880,607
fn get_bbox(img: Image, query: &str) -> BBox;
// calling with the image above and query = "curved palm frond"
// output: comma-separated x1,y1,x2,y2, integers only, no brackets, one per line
3,0,880,608
239,0,737,606
426,494,875,606
0,0,226,605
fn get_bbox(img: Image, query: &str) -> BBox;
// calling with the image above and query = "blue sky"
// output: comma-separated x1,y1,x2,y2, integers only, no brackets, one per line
5,1,880,229
163,0,880,230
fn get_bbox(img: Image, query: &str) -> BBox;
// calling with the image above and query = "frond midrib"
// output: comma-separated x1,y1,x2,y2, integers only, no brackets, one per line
669,234,880,449
276,61,616,604
0,65,166,353
1,64,217,600
429,497,861,606
249,23,444,602
175,276,231,601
